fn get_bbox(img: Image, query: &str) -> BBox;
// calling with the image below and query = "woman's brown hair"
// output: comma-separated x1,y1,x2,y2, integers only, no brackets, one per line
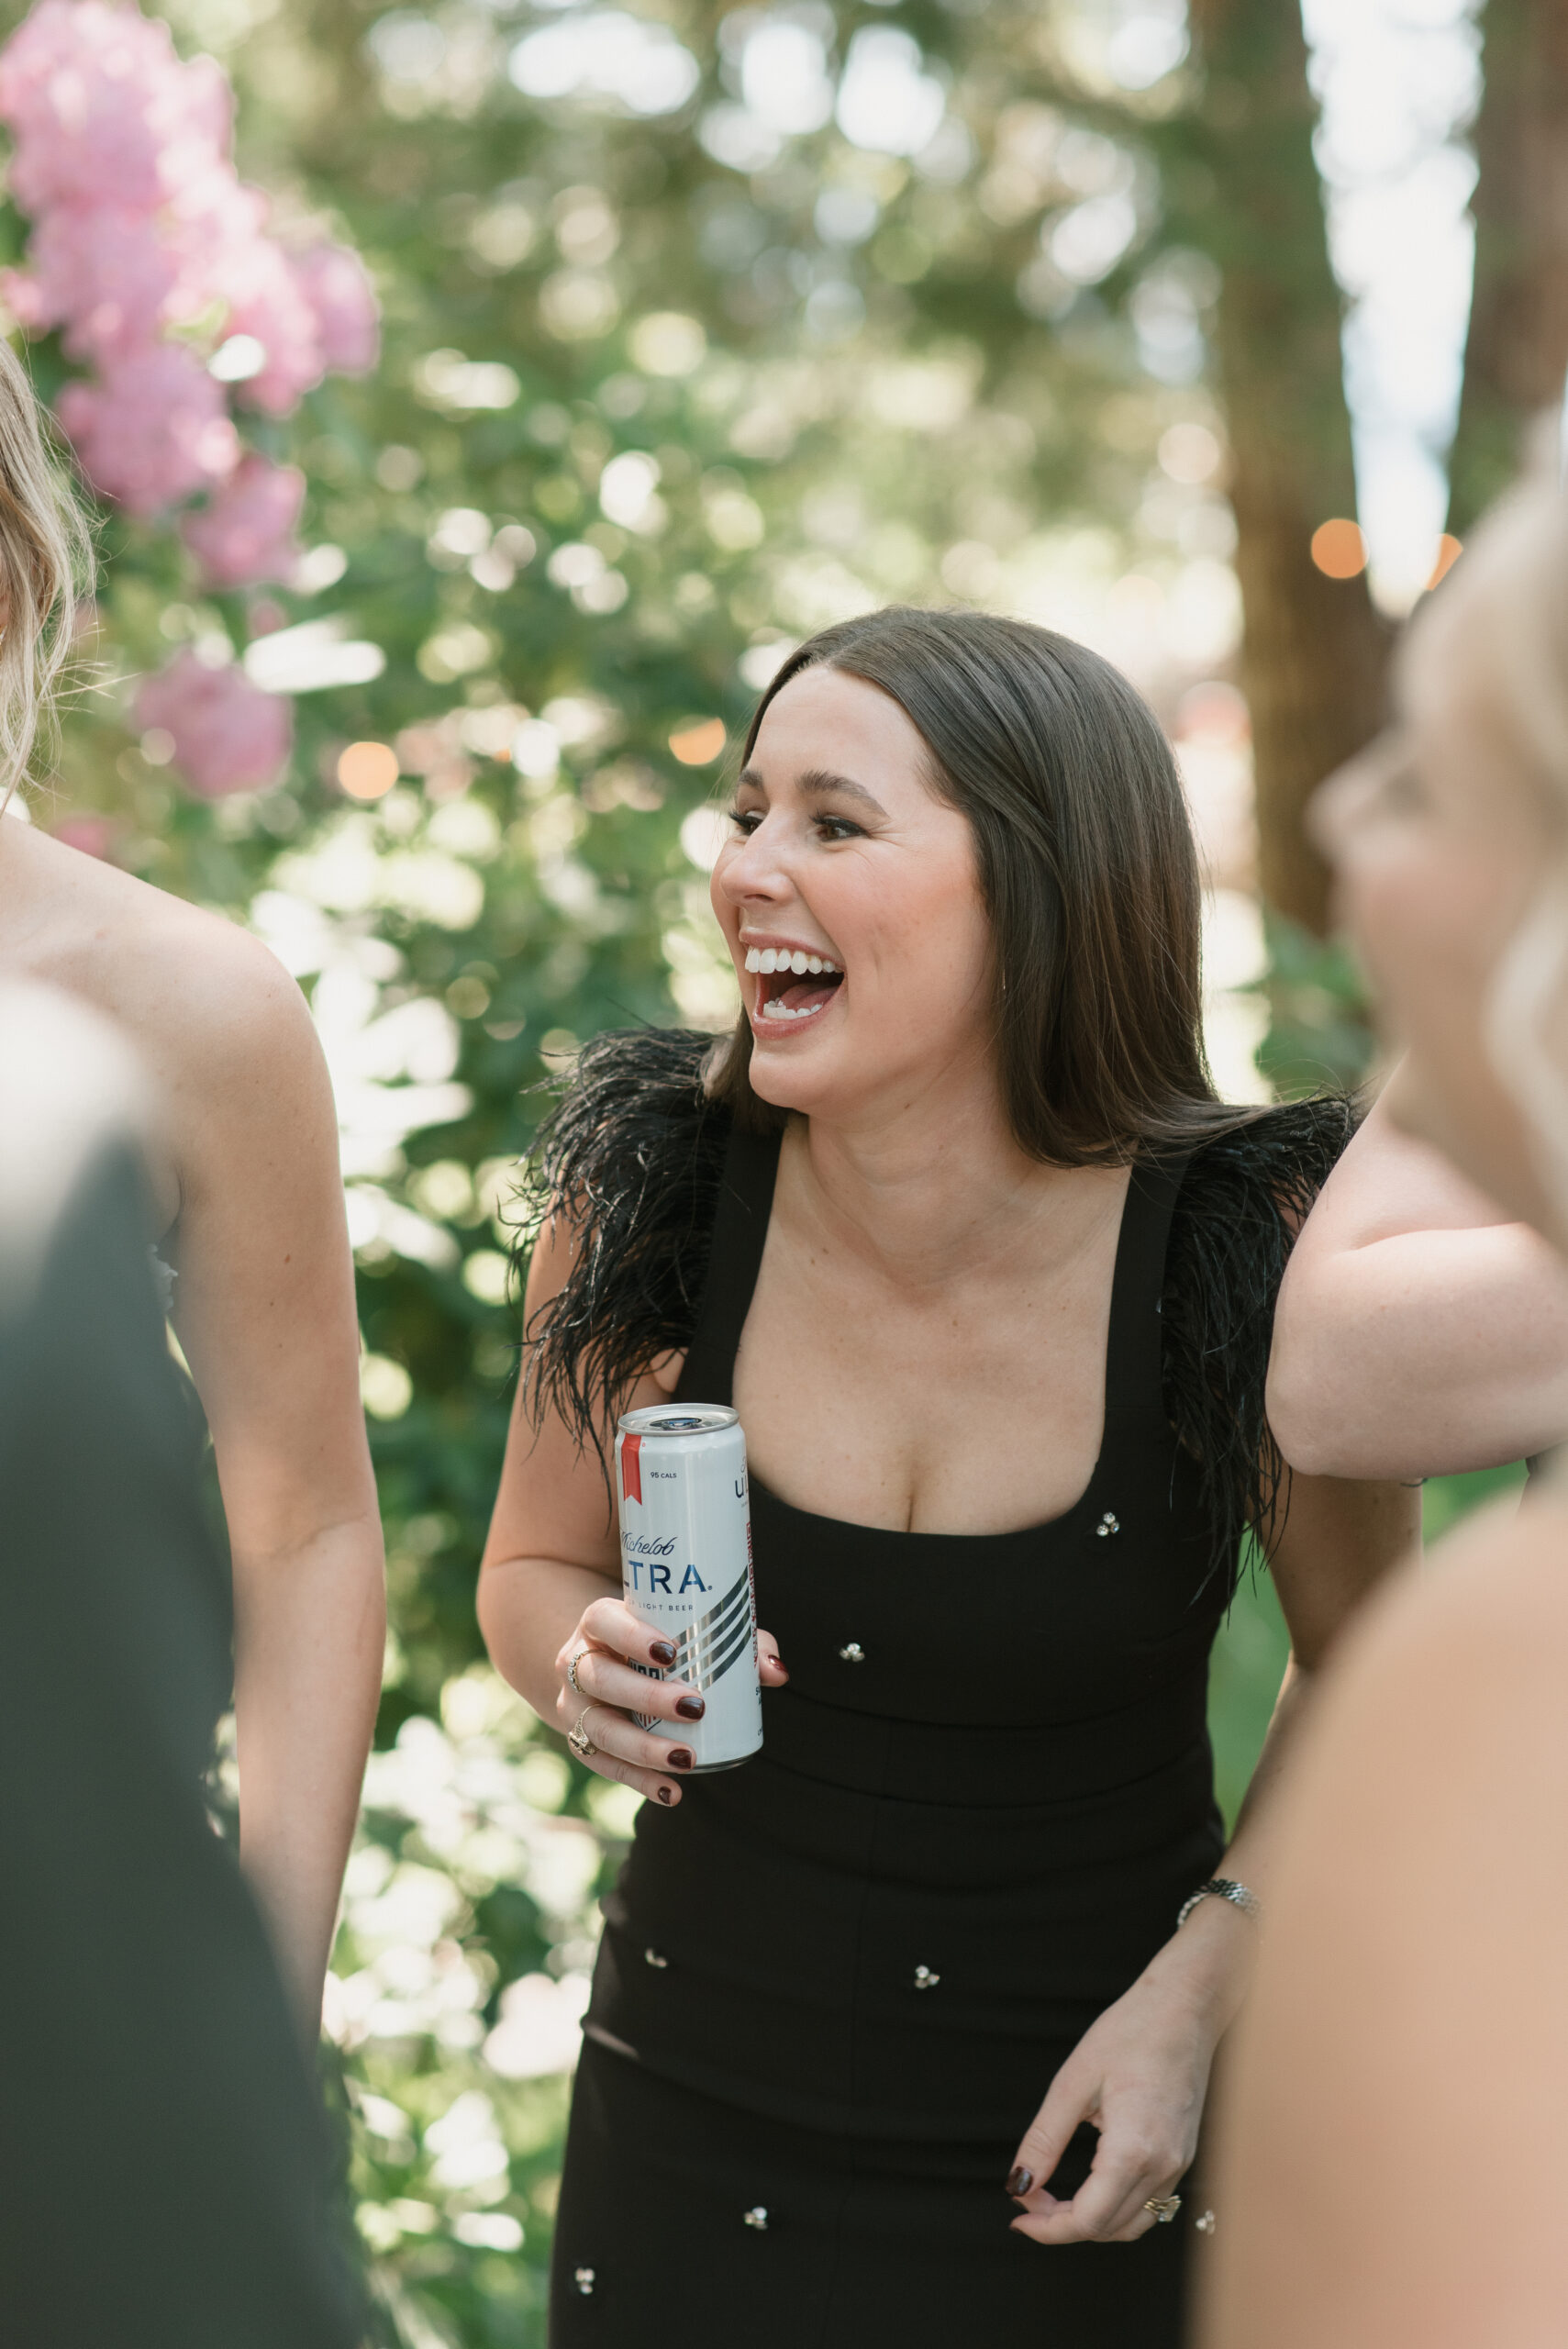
709,604,1248,1164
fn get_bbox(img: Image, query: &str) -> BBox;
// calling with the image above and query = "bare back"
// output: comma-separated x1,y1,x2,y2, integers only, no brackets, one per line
0,803,368,1559
1,813,265,1233
0,799,384,2025
1205,1489,1568,2347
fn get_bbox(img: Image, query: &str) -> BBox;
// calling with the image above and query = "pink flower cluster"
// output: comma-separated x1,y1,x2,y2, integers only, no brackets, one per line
0,2,381,797
0,0,378,543
180,452,305,589
135,648,293,798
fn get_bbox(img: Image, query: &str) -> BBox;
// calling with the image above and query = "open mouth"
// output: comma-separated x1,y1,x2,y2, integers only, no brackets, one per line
743,943,844,1025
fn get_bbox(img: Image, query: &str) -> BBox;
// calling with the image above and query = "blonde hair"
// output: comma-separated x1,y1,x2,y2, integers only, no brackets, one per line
0,335,95,812
1414,479,1568,1215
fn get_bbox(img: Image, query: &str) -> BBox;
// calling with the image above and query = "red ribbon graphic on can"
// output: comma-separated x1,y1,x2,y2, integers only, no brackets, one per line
621,1431,642,1505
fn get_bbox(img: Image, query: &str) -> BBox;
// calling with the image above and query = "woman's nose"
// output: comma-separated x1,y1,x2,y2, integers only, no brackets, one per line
715,816,790,907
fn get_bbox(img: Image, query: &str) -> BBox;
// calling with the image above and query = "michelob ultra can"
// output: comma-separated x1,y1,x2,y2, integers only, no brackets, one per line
615,1403,762,1773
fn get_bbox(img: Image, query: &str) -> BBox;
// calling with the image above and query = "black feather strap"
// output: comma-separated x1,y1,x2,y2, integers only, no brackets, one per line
1162,1094,1360,1598
517,1027,728,1464
518,1029,1357,1586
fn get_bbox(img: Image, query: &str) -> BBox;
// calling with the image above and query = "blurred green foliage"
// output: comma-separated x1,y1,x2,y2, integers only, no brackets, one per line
1251,908,1376,1101
1208,1547,1289,1831
1422,1458,1528,1543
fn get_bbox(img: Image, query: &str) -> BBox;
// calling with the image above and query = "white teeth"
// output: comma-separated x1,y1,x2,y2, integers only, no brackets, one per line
744,944,842,983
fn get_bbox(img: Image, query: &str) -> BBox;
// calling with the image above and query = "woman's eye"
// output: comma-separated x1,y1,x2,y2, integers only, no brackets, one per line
815,815,863,841
727,807,762,834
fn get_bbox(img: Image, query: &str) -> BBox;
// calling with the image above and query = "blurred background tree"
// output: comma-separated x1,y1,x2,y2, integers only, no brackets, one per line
1447,0,1568,535
1184,0,1388,939
0,0,1534,2339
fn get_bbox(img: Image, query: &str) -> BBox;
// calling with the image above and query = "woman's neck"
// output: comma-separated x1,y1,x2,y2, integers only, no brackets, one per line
781,1082,1118,1297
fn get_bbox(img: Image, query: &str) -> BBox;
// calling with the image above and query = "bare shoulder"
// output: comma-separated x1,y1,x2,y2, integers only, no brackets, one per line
13,824,319,1093
1289,1490,1568,1849
1351,1491,1568,1704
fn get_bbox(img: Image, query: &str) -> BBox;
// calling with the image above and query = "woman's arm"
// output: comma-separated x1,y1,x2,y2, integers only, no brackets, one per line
1266,1091,1568,1478
168,933,384,2034
1007,1467,1420,2245
1202,1493,1568,2348
1195,1468,1421,1928
479,1213,787,1807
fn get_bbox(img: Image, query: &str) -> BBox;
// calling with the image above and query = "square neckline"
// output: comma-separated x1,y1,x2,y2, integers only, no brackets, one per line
673,1122,1188,1547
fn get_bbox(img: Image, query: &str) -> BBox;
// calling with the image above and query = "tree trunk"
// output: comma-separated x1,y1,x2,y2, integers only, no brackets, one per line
1447,0,1568,537
1185,0,1391,935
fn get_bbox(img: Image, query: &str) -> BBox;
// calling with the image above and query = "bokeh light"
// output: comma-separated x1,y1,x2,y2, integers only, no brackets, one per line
668,718,727,766
338,740,400,800
1309,518,1369,579
1427,532,1462,589
1159,422,1222,484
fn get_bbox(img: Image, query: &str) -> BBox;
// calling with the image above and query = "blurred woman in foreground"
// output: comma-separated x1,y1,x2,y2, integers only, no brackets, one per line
1204,479,1568,2346
0,339,382,2034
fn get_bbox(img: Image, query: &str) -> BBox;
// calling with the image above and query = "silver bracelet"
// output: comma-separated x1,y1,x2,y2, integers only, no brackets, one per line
1177,1876,1262,1931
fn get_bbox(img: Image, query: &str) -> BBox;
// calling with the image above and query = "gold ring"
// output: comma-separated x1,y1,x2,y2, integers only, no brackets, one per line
567,1645,592,1698
1144,2194,1182,2223
567,1706,598,1759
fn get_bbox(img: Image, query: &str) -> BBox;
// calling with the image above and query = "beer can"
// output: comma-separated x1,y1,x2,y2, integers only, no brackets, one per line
615,1403,762,1773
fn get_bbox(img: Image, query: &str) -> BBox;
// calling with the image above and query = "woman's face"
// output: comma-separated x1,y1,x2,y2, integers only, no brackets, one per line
1315,603,1563,1236
710,666,995,1130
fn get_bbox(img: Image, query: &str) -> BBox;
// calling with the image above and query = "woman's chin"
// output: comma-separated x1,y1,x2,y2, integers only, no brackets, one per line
747,1022,839,1112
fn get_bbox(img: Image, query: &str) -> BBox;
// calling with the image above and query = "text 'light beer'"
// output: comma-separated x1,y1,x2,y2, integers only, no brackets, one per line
615,1403,762,1772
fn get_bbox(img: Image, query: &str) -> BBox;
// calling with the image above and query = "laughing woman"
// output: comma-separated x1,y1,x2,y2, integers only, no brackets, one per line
478,609,1416,2348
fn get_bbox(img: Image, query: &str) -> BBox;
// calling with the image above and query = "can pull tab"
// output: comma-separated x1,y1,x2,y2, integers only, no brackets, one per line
622,1432,642,1505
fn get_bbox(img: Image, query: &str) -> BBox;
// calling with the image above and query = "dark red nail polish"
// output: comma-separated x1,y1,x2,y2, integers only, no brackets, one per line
651,1640,677,1666
656,1785,675,1805
1006,2167,1034,2198
667,1747,695,1770
675,1695,706,1720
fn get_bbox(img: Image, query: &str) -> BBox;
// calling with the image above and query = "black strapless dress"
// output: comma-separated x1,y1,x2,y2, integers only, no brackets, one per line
550,1126,1231,2345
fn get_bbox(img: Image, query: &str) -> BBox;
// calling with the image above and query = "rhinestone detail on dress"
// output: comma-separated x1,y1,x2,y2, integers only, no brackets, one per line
573,2267,595,2295
839,1642,865,1663
913,1964,941,1990
743,2206,769,2230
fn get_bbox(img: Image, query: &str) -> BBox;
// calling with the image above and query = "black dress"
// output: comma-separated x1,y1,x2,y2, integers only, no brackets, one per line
536,1038,1351,2348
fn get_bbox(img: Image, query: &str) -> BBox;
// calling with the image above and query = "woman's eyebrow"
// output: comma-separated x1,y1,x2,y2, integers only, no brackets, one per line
737,763,886,817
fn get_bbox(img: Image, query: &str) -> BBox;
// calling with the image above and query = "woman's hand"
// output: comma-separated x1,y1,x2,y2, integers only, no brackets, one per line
1006,1900,1249,2244
556,1594,787,1808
